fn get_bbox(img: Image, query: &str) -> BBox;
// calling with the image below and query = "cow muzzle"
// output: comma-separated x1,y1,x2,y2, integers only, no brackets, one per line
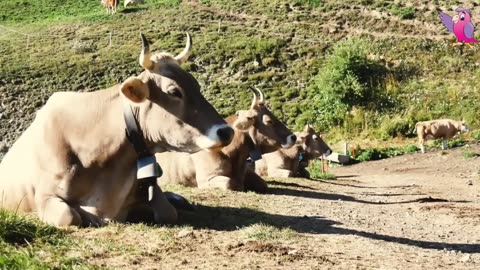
324,148,333,157
282,134,297,149
195,124,234,150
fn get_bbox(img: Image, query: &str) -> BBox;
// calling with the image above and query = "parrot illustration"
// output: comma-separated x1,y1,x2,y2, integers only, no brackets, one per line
439,8,478,48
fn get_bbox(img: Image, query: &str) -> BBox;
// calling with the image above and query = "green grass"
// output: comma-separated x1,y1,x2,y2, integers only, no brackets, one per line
1,0,480,155
306,160,337,179
0,0,181,24
0,210,104,269
354,144,420,162
239,223,298,242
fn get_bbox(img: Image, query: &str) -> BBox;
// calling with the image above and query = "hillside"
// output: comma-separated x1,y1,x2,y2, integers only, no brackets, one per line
1,0,480,153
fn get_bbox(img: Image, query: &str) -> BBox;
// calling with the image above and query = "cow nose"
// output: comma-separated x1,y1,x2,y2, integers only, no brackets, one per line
217,126,234,145
325,149,333,156
282,134,296,148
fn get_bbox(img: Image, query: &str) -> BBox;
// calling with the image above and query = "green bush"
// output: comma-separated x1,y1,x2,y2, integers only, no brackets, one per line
304,38,392,131
389,5,415,20
355,145,419,162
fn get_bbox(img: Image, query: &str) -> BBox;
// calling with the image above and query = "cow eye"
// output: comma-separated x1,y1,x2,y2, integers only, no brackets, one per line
312,135,319,140
263,116,273,126
167,88,183,99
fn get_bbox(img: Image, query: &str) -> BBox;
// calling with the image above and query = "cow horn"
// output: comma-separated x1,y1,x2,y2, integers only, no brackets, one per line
249,86,258,109
253,86,265,104
174,32,192,64
139,33,154,70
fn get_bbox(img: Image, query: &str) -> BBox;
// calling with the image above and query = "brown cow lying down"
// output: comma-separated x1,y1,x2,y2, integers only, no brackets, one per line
155,88,296,193
255,124,332,178
0,33,234,227
415,119,469,153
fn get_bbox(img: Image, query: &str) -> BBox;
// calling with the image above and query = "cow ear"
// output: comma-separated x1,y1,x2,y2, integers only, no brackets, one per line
120,77,149,103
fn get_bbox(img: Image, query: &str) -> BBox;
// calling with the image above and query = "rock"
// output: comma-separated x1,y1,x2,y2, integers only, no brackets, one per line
177,229,194,238
466,179,473,186
460,254,470,263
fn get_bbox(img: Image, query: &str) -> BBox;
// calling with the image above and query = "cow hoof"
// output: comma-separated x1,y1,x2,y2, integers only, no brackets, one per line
164,192,195,211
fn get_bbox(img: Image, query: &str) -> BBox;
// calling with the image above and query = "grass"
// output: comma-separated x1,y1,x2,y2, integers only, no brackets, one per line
239,223,298,242
306,160,337,179
0,209,103,269
2,0,480,150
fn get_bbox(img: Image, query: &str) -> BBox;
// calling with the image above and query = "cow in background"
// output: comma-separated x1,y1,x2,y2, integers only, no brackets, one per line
415,119,469,153
102,0,119,14
255,124,332,178
156,87,296,193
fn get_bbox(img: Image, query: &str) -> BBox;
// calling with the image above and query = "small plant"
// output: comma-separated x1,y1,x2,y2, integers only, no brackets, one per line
389,5,415,20
404,145,419,153
473,131,480,141
463,151,480,159
239,223,297,242
313,172,337,180
307,159,335,179
71,40,96,54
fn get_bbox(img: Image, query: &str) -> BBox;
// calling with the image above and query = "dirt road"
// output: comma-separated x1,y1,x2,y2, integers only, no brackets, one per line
71,144,480,269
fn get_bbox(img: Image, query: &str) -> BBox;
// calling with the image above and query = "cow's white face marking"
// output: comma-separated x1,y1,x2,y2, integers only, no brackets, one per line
195,124,233,151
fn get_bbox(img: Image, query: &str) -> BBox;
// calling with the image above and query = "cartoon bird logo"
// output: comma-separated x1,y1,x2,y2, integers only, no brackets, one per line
439,8,478,48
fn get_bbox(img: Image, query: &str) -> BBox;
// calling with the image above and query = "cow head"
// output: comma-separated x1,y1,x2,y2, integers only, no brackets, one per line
119,33,234,153
458,120,470,133
296,124,332,159
226,87,296,154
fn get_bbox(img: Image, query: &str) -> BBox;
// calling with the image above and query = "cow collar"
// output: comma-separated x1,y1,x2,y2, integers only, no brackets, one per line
123,101,162,202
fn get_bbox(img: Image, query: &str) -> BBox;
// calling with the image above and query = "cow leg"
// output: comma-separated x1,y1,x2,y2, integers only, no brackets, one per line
149,184,178,224
419,137,425,154
268,168,294,178
442,139,448,150
200,176,241,191
37,196,82,227
244,170,268,194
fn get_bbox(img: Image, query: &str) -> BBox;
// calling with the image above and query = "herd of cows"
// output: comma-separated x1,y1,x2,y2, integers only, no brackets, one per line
0,33,331,227
0,32,471,228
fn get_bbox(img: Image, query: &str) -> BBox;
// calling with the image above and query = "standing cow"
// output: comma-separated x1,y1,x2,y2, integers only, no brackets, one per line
255,124,332,178
155,87,296,193
0,32,234,227
415,119,469,153
102,0,119,14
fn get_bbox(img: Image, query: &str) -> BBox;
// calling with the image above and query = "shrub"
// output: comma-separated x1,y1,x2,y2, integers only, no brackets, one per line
305,38,391,131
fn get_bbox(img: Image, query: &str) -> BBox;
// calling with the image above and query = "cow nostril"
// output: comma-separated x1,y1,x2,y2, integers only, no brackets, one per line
217,127,234,144
290,134,297,143
325,149,333,156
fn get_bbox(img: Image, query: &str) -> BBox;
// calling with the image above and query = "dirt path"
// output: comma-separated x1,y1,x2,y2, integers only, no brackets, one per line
71,144,480,269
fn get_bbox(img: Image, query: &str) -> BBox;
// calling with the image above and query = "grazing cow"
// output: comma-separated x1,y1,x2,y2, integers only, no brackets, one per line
124,0,144,8
255,124,332,178
415,119,469,153
155,87,296,193
0,33,234,227
102,0,119,14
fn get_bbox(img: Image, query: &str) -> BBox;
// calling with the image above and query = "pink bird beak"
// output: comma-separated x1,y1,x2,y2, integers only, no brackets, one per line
452,15,459,23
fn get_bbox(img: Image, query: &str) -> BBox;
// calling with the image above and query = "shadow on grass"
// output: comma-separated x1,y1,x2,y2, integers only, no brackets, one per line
267,186,470,205
121,7,147,14
177,203,480,254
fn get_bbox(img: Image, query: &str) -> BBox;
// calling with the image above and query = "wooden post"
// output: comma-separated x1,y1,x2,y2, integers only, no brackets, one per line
343,142,348,155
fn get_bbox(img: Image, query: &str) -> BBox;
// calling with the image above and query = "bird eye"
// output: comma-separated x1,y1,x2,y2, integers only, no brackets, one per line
167,87,183,99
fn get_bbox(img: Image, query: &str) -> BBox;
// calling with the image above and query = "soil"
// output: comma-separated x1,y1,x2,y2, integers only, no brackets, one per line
71,143,480,269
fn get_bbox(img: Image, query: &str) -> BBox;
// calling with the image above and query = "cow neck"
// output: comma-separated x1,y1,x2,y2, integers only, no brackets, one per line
122,99,162,203
123,101,151,159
